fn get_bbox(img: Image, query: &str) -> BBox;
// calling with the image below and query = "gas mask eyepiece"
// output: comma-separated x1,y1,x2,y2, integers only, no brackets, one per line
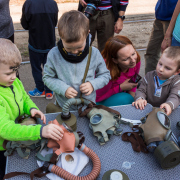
90,114,103,125
157,111,170,129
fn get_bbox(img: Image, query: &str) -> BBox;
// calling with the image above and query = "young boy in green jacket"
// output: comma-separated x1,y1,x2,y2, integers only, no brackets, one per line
0,39,64,179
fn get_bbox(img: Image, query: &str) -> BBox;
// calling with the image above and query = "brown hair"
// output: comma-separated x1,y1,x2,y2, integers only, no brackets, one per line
0,38,22,66
101,35,140,81
58,10,89,43
163,46,180,70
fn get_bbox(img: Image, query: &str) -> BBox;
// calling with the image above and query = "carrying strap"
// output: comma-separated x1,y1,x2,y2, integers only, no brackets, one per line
121,126,148,154
80,46,92,103
78,100,121,117
3,169,48,180
82,46,92,84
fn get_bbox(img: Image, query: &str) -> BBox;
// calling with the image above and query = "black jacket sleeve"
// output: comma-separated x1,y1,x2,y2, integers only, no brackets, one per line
21,0,31,30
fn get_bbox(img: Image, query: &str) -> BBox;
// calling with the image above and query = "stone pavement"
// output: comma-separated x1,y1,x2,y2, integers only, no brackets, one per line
14,1,157,113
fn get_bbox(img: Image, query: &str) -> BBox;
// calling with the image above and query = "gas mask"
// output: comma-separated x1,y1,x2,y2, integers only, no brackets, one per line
140,108,180,169
87,107,122,145
34,118,101,180
140,108,172,145
53,98,122,146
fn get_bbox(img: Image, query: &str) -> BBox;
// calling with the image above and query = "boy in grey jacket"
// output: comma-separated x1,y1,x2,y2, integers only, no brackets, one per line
43,10,111,111
133,46,180,116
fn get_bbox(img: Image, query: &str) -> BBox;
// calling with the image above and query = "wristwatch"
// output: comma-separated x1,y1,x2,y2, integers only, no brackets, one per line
118,15,125,21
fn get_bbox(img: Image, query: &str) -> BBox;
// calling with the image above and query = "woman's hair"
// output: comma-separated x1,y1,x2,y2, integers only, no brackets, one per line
101,35,140,81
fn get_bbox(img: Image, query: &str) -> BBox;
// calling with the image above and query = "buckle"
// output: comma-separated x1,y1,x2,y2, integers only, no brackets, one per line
42,161,50,172
56,153,62,163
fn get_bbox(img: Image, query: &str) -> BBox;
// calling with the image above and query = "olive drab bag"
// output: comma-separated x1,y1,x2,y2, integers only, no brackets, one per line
3,116,42,159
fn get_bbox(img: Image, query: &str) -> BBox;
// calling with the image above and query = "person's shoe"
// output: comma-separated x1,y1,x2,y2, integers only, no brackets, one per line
28,88,45,97
46,92,53,100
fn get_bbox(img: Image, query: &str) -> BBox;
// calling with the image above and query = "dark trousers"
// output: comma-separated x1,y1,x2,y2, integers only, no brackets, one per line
89,8,115,52
29,48,51,93
0,151,6,180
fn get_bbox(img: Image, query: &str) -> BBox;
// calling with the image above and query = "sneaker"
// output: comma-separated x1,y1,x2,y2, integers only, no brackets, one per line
46,92,53,100
28,88,45,97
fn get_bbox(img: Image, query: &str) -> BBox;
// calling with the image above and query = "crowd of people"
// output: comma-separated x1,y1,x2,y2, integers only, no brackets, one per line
1,0,180,179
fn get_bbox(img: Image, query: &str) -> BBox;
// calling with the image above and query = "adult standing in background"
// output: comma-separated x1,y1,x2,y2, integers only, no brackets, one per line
21,0,58,100
145,0,178,74
161,0,180,51
0,0,14,42
78,0,128,52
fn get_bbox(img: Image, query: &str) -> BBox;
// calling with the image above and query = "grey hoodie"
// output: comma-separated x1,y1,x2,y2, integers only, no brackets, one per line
43,46,111,110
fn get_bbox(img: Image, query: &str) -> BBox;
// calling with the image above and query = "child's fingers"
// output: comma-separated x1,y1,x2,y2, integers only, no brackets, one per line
49,132,63,141
138,102,144,110
144,100,147,106
70,91,78,97
71,89,78,94
41,114,46,124
54,125,64,134
133,102,139,109
85,90,92,96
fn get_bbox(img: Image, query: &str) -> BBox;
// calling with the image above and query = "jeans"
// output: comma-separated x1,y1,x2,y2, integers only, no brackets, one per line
89,8,115,52
96,92,134,107
171,36,180,46
29,48,52,93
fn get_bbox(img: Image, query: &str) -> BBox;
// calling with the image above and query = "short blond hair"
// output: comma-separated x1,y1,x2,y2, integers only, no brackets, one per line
163,46,180,70
0,38,22,66
58,10,89,43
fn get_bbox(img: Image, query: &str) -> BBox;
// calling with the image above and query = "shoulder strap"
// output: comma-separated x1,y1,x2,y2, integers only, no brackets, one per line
82,46,92,84
78,100,121,117
80,46,92,101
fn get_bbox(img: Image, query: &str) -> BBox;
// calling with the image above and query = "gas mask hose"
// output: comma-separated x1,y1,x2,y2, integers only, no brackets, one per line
48,144,101,180
62,98,91,116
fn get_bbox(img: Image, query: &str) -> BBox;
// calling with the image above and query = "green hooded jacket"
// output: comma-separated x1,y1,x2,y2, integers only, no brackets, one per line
0,78,42,151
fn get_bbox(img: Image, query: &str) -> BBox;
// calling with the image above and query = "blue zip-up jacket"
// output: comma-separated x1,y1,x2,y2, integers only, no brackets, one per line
155,0,178,21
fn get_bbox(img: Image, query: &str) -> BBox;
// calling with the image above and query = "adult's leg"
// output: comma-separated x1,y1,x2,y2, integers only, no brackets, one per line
29,49,45,92
144,19,170,74
0,151,6,180
96,92,134,107
96,9,115,52
89,14,97,46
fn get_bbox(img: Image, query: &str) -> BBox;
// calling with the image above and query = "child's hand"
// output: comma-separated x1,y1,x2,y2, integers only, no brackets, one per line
132,98,147,110
42,124,64,141
30,109,46,124
80,82,94,96
120,79,138,91
160,103,172,116
65,87,78,99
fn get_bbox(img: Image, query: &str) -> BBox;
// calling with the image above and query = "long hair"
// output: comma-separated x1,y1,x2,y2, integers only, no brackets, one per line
101,35,140,81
